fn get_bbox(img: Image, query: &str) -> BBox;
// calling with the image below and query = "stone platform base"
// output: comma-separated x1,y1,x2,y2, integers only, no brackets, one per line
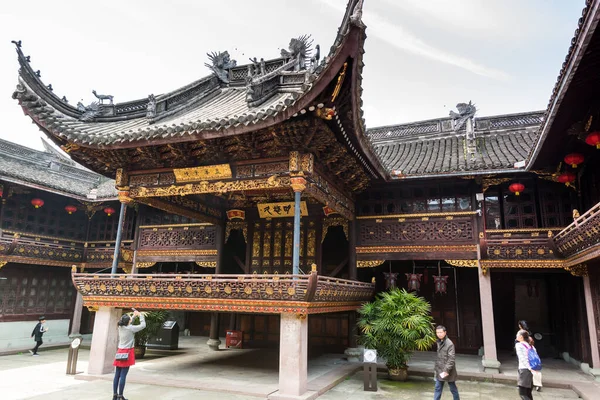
268,390,319,400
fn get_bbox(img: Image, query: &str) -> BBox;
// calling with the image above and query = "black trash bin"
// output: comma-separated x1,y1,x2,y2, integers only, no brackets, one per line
147,321,180,350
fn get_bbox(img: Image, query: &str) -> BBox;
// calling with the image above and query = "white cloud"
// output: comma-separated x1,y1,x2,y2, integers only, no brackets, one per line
318,0,510,80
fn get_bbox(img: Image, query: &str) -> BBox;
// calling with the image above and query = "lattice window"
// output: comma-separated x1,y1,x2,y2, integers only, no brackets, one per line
538,183,575,228
0,265,74,321
1,191,87,240
141,207,197,226
358,183,472,216
502,185,537,229
88,204,135,242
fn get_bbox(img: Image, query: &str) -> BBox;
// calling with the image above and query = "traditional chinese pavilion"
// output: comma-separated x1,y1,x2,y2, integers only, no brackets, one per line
4,0,600,396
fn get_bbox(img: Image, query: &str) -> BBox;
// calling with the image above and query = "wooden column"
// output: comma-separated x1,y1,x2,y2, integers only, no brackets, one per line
583,275,600,374
110,202,127,275
69,292,84,337
208,222,225,351
290,177,307,275
348,219,357,280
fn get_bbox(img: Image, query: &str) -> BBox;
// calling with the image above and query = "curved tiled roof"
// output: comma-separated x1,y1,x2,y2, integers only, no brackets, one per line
0,138,116,199
368,111,544,178
12,1,368,149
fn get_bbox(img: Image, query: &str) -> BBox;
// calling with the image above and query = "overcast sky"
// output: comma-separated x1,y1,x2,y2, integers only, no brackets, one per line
0,0,584,151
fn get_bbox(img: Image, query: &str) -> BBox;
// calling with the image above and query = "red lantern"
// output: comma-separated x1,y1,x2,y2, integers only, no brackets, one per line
509,183,525,196
31,198,44,208
64,205,78,215
0,184,3,198
557,171,576,186
103,207,116,216
585,131,600,149
564,153,584,168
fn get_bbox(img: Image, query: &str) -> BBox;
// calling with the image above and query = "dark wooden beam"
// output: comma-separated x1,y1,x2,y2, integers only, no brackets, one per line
330,257,349,278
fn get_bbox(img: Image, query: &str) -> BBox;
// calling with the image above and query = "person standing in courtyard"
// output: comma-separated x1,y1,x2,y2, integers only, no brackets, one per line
29,316,48,356
515,329,540,400
113,309,146,400
434,325,460,400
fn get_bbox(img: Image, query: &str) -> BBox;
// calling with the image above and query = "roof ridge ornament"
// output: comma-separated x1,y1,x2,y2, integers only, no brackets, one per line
146,94,156,120
350,0,365,25
280,35,313,71
205,51,237,84
449,101,476,131
92,90,114,105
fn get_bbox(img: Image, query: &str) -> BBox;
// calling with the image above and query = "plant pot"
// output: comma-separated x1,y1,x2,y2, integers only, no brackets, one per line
388,367,408,381
134,345,146,359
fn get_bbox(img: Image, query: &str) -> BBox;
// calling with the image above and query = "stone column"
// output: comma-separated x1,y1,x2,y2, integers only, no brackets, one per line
583,276,600,377
290,177,306,275
269,313,310,400
69,292,84,338
87,306,120,375
478,264,501,373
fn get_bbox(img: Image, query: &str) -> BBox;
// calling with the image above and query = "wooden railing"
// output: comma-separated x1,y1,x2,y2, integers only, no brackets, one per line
482,228,561,260
71,270,375,304
357,211,479,247
0,230,132,265
554,202,600,257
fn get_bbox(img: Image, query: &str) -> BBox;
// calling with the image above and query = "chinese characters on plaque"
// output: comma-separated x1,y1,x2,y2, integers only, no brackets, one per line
257,201,308,218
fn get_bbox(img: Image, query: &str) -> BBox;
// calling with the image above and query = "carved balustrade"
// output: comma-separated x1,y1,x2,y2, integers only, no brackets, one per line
554,202,600,258
357,212,478,246
71,269,375,315
0,230,133,267
356,212,479,259
482,229,561,260
135,223,218,262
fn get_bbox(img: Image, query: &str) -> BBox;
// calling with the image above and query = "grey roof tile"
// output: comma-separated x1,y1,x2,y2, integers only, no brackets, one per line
0,138,116,199
368,111,544,178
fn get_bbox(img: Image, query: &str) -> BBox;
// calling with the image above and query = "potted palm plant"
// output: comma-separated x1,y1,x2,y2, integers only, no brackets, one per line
357,288,436,381
131,310,169,359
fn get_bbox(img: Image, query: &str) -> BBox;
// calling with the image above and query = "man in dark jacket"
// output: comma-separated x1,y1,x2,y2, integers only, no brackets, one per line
29,316,48,356
434,325,459,400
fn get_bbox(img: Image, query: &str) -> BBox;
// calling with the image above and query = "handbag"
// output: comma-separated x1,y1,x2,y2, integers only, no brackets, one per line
115,352,129,361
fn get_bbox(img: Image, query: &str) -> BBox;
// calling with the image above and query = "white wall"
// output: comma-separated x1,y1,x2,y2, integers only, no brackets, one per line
0,319,71,352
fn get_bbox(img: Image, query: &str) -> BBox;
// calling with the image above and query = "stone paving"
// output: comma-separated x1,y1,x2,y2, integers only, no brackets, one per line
319,373,580,400
0,337,592,399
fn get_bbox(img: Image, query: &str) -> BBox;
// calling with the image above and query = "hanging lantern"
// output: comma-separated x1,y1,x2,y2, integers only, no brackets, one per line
383,272,398,290
31,198,44,208
433,275,449,295
103,207,116,216
405,273,423,292
564,153,584,168
0,184,3,198
557,171,576,186
509,183,525,196
64,205,78,215
585,131,600,149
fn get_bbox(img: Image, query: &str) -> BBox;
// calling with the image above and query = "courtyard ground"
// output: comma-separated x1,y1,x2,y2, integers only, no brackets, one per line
0,337,598,399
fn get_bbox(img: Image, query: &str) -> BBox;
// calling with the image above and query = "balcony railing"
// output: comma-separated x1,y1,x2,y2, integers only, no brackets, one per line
554,202,600,258
71,269,375,314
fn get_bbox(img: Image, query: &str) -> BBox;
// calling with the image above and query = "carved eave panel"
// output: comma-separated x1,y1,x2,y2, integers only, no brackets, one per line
124,152,356,219
356,244,478,261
